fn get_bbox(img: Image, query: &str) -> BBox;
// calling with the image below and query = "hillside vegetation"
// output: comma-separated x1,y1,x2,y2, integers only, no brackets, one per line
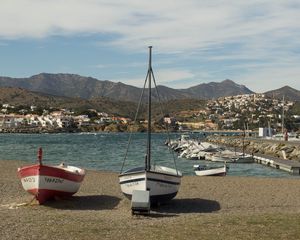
0,87,207,119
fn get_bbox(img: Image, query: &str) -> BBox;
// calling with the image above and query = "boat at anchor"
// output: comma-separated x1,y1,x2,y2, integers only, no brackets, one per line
194,164,227,176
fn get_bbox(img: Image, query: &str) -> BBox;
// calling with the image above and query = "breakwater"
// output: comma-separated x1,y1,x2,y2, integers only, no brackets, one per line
206,135,300,162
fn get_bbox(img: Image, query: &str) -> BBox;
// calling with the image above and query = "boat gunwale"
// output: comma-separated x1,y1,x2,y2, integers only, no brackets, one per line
119,168,182,178
18,164,85,176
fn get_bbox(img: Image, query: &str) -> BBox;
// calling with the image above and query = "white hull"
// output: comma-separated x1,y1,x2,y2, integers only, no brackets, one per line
233,155,254,163
211,155,235,162
20,175,82,194
119,165,181,204
194,165,226,176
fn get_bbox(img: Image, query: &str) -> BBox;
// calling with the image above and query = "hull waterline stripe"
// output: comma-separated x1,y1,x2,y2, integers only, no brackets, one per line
147,177,180,185
119,177,180,185
119,170,182,178
119,177,145,185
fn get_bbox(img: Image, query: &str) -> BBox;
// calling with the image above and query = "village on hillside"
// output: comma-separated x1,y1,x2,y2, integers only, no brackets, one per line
0,93,300,133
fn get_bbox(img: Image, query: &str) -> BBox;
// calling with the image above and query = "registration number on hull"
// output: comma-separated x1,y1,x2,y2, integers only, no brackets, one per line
23,177,35,183
44,177,64,184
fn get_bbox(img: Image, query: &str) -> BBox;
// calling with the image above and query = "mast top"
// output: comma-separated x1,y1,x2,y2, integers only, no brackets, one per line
148,46,152,70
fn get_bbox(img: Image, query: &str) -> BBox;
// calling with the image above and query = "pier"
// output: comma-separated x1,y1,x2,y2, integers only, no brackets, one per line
253,153,300,175
206,135,300,175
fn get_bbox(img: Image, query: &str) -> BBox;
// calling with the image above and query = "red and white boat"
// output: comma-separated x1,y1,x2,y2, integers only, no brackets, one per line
18,148,85,204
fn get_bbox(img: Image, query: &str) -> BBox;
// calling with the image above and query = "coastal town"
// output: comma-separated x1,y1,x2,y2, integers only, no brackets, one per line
2,2,300,240
1,93,299,134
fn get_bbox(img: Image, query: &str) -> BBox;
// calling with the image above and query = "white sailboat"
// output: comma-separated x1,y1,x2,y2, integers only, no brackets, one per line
119,46,182,204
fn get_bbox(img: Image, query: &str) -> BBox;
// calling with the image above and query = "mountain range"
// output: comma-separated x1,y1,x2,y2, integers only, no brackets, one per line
0,73,255,102
0,87,209,119
0,87,139,117
0,73,300,103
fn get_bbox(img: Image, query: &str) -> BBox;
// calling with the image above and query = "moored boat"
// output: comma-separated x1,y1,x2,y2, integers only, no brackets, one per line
194,164,227,176
232,154,254,163
211,153,236,163
18,148,85,204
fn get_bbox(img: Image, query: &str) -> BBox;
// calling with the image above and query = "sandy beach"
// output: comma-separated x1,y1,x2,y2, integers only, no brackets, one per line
1,160,300,240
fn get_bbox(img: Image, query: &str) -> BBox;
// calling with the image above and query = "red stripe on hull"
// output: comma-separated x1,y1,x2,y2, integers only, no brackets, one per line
28,188,76,204
18,164,85,182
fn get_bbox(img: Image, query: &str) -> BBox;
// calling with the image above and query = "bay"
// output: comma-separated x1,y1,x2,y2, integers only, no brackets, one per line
0,132,298,178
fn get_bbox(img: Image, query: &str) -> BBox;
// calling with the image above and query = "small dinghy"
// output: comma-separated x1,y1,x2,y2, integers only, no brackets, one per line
18,148,85,204
194,164,227,176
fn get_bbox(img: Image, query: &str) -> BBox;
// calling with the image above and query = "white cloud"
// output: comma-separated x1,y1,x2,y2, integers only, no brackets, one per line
1,0,300,90
115,77,145,88
2,1,299,49
94,64,107,69
155,69,195,86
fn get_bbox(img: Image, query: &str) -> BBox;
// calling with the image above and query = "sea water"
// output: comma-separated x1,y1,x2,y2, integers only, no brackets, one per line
0,132,298,178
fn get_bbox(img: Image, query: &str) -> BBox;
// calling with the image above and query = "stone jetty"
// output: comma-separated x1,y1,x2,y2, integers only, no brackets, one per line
166,135,221,160
206,135,300,162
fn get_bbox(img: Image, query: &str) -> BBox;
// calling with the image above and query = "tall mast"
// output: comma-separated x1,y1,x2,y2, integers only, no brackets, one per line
146,46,152,171
281,95,284,139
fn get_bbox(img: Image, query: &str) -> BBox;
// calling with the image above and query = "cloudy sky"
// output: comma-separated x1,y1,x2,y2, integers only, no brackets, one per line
0,0,299,92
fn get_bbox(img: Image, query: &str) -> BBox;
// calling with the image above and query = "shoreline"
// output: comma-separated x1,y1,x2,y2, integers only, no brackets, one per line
1,159,300,239
0,127,251,134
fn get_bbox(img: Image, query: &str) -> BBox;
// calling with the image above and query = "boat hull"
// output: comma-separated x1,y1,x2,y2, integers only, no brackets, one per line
233,155,254,163
18,164,85,204
195,165,227,176
119,166,181,204
211,155,235,163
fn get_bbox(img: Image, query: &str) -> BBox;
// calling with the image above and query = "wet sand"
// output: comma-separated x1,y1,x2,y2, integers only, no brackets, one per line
1,160,300,240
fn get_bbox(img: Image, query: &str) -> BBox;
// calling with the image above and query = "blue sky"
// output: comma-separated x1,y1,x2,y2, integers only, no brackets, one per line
0,0,300,92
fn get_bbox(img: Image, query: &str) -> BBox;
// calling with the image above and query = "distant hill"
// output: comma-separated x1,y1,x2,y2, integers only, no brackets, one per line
0,87,208,118
182,79,254,99
0,73,254,101
0,87,70,107
264,86,300,101
0,87,138,117
0,73,143,102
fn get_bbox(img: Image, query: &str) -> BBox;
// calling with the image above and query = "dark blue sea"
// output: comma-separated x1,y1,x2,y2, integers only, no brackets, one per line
0,132,298,178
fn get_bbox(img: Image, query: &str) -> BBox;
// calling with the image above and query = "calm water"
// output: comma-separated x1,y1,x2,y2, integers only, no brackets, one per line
0,132,298,178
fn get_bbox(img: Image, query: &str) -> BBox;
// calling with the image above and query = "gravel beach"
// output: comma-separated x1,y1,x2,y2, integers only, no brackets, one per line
1,160,300,240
